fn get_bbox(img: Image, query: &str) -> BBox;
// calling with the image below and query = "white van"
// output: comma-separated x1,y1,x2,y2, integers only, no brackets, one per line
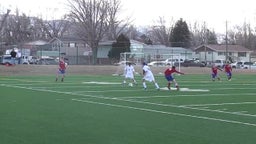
214,59,225,68
164,58,184,66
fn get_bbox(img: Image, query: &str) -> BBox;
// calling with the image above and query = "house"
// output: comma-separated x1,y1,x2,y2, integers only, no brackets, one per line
143,45,193,62
194,44,253,62
97,40,145,64
97,40,193,64
49,37,92,64
22,40,50,56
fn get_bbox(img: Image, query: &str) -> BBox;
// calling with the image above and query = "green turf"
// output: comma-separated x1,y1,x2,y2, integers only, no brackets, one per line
0,73,256,144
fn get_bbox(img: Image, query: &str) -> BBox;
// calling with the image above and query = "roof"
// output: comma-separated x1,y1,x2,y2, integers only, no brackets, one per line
24,40,48,46
48,37,84,43
194,44,252,52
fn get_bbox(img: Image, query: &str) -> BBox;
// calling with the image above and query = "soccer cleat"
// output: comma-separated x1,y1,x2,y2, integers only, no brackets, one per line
167,86,170,90
61,78,64,82
176,86,180,91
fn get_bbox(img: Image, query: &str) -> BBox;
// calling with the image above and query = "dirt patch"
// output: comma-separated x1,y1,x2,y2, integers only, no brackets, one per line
0,65,255,76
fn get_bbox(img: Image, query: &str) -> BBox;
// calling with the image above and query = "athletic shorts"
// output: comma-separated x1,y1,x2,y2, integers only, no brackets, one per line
58,69,65,74
165,75,174,81
212,73,217,78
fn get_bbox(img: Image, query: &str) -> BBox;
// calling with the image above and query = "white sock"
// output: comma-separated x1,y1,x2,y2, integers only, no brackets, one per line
143,82,147,88
155,83,159,89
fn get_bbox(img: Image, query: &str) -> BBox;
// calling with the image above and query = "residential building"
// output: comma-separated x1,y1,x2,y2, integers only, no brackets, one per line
194,44,253,62
49,37,92,64
97,40,193,64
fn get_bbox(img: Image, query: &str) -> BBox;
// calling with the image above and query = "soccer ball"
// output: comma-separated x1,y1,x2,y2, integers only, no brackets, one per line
128,83,133,87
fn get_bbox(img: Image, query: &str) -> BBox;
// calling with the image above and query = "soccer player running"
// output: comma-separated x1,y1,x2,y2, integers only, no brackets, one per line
211,64,222,81
142,62,160,90
224,62,232,81
164,64,184,91
123,62,137,86
55,57,67,82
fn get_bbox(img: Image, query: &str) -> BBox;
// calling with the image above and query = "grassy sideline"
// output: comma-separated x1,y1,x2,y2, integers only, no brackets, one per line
0,73,256,144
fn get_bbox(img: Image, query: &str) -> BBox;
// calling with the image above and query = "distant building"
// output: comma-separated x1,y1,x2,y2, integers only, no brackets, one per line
194,44,253,62
49,37,92,64
143,45,193,62
97,40,193,64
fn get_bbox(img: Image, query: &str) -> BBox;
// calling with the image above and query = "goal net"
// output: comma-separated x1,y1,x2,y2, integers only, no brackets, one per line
113,52,145,76
146,53,182,71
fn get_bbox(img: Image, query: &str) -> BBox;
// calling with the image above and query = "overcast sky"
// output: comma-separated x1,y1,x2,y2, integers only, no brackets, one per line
1,0,256,33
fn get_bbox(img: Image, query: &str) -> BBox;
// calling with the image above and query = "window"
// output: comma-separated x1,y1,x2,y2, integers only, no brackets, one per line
238,52,246,57
218,52,224,56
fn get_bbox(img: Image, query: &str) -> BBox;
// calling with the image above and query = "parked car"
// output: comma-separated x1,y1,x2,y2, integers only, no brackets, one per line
38,57,58,65
148,61,166,67
181,60,206,67
164,58,184,66
230,61,239,68
242,62,254,69
246,64,256,69
113,61,135,66
236,61,245,68
0,55,19,65
214,59,225,68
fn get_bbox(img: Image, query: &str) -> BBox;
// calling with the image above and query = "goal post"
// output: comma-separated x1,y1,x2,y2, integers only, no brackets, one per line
113,52,183,76
112,52,145,76
161,53,183,71
119,52,145,65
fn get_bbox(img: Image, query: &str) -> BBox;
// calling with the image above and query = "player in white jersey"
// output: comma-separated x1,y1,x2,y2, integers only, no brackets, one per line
123,62,137,86
142,62,160,90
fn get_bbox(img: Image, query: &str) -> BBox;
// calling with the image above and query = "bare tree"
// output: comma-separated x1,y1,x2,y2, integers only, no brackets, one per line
147,17,173,46
189,22,218,47
0,9,11,35
3,9,32,45
38,17,71,39
106,0,131,40
68,0,124,64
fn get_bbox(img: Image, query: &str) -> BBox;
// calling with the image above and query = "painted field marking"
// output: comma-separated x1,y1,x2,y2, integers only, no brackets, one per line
2,84,256,126
82,81,121,85
183,102,256,107
160,87,209,92
72,98,256,127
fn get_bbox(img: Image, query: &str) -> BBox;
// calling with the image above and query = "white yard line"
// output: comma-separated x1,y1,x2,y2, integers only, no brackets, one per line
72,98,256,127
183,102,256,107
119,93,256,99
2,83,256,127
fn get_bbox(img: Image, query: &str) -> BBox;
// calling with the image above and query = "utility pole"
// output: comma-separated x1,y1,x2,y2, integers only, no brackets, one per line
225,21,228,62
204,22,207,62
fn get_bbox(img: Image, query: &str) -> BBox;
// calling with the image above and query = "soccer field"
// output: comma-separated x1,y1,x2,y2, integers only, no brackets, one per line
0,73,256,144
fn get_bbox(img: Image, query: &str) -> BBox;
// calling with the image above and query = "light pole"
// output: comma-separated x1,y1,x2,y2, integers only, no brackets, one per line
76,46,78,65
225,21,228,62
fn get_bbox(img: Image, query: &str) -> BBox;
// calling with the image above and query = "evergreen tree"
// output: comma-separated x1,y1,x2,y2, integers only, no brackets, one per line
108,33,131,60
170,18,191,48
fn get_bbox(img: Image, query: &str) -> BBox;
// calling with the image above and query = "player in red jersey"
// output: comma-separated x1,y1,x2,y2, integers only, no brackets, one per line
224,62,232,81
211,64,222,81
164,64,184,91
55,57,67,82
